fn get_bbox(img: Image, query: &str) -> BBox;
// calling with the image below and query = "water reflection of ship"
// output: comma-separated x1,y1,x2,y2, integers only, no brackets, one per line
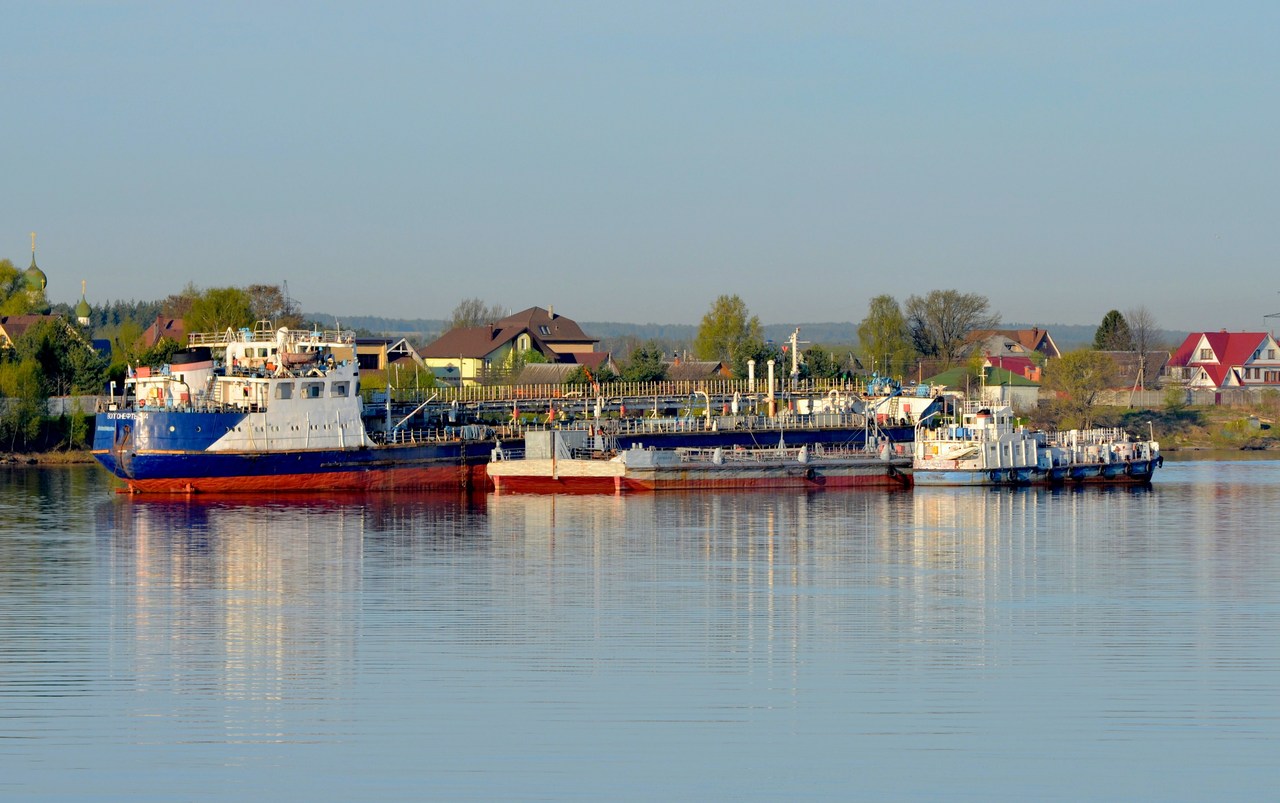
99,492,402,735
93,487,500,747
909,485,1157,577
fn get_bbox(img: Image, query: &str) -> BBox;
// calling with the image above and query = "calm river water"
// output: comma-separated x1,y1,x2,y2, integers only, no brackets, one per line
2,461,1278,800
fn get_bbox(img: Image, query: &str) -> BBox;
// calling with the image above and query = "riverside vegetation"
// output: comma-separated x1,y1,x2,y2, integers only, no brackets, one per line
4,280,1274,461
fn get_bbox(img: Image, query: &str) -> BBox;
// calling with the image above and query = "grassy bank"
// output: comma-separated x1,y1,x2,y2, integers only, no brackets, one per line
0,450,95,466
1067,405,1279,452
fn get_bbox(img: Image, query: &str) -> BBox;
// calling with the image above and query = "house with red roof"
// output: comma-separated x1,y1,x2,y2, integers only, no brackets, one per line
1167,331,1280,389
137,316,187,350
982,353,1041,383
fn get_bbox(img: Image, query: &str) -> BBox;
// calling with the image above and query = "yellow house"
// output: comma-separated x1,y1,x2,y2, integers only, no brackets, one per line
418,306,601,386
353,337,422,372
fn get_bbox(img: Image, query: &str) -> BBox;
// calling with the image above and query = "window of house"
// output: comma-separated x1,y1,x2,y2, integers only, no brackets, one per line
275,383,294,400
1199,348,1213,360
539,325,551,335
1269,349,1276,360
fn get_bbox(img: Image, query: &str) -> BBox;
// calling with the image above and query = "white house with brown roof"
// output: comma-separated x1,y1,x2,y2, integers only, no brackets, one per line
966,328,1061,360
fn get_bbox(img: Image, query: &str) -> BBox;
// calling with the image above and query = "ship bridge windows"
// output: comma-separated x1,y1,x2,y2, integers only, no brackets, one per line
330,381,349,397
303,381,324,399
275,382,294,400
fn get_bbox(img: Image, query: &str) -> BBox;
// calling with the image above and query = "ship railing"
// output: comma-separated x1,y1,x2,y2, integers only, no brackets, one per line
117,398,257,414
414,378,895,406
574,411,870,437
378,424,507,445
379,428,440,445
489,447,526,462
917,426,1001,443
567,448,611,460
1044,426,1133,445
187,327,356,347
1042,427,1157,463
670,443,879,464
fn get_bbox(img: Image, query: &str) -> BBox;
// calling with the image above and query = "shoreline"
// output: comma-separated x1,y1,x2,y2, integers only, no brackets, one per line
1,451,95,466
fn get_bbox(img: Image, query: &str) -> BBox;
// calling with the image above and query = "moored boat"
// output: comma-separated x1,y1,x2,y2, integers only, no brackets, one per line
92,321,936,495
912,400,1161,487
487,430,912,494
92,322,503,493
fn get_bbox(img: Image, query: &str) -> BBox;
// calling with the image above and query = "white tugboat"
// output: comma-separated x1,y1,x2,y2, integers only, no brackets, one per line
912,400,1161,487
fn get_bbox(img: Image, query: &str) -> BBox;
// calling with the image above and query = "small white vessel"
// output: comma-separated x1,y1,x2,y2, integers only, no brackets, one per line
912,400,1161,487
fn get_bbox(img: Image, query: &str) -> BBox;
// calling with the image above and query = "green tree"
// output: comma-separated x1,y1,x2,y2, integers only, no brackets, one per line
135,337,182,370
1093,310,1133,351
564,365,618,385
14,318,107,396
621,342,669,382
905,290,1000,368
1042,349,1119,426
1163,385,1188,413
0,358,47,450
857,294,916,378
731,337,783,381
799,344,839,380
497,348,548,384
694,295,760,366
67,402,91,450
185,287,252,333
106,319,145,366
0,258,46,315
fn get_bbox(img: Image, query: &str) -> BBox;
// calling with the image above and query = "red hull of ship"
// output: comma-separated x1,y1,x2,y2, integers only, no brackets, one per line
120,464,493,494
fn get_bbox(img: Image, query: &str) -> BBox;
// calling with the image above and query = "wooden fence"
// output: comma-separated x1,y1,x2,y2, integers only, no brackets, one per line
387,378,870,405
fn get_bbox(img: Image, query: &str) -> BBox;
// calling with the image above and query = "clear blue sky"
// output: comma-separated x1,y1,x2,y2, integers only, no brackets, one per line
4,1,1277,332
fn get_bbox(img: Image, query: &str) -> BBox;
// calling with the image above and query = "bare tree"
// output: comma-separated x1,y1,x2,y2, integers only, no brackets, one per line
246,284,303,328
449,298,508,330
1125,305,1159,390
1043,349,1120,428
905,290,1001,368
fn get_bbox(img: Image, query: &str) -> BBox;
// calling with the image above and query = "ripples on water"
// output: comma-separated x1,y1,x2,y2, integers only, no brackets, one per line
1,462,1277,800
